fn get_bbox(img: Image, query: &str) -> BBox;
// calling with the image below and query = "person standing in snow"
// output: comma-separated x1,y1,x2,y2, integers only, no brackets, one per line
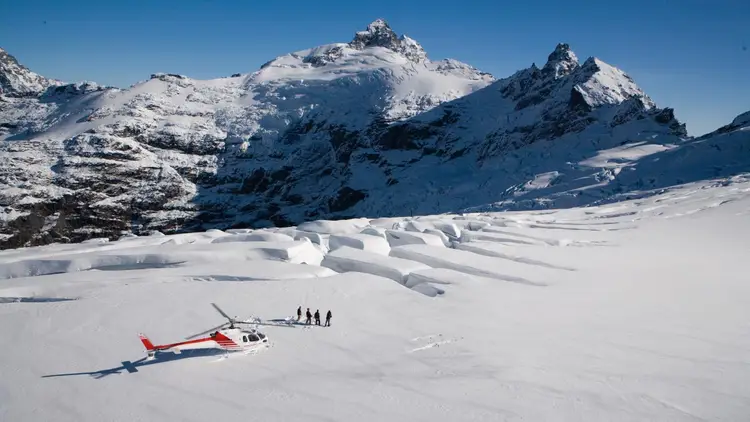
305,308,312,325
297,306,302,322
325,310,332,327
314,309,321,326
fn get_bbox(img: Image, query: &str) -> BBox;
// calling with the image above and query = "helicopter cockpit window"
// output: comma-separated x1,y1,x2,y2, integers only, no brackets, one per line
248,334,260,342
242,335,248,342
257,333,266,339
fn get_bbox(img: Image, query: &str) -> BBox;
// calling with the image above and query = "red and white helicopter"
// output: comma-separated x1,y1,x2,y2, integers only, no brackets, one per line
138,303,278,360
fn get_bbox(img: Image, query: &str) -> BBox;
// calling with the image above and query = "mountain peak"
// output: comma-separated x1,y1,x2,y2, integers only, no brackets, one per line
350,19,397,49
366,18,390,32
542,43,579,79
349,19,427,62
0,47,62,97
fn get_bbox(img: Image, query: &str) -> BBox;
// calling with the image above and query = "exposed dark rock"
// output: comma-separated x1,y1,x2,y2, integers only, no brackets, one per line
542,43,579,79
240,169,271,194
329,187,367,212
303,46,345,67
349,19,427,62
377,123,436,150
429,110,460,127
569,87,592,112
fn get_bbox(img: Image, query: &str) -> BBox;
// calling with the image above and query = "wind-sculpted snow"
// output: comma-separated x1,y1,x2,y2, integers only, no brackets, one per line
321,246,430,284
1,180,749,421
328,233,391,255
0,240,326,279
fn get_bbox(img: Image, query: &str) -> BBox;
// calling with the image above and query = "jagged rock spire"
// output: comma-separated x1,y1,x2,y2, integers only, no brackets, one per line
542,43,579,79
349,19,427,63
350,19,398,50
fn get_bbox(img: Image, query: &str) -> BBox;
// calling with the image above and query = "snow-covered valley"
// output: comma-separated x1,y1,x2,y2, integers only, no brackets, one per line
1,176,749,421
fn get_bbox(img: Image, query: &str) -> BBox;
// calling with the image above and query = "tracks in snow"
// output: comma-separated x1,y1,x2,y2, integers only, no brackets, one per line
408,334,463,353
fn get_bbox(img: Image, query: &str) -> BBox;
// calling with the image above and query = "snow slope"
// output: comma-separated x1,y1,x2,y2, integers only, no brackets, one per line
1,177,749,421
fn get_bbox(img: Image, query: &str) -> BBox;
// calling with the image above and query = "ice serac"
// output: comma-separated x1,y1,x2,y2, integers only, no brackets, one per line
0,27,748,250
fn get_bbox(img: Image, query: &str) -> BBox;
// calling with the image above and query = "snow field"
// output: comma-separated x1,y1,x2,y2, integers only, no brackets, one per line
0,179,749,421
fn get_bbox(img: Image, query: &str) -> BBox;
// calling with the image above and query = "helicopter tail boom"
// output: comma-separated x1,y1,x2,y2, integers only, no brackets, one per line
138,333,156,351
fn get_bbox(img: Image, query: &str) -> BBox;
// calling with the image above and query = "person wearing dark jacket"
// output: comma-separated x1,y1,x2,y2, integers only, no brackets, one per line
305,308,312,325
325,310,332,327
297,306,302,322
314,309,321,326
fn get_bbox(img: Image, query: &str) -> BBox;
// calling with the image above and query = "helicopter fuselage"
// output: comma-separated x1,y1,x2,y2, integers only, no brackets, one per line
139,327,268,358
138,303,273,359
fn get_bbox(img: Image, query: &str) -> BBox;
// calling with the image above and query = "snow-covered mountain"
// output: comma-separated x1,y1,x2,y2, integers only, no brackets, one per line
0,20,748,249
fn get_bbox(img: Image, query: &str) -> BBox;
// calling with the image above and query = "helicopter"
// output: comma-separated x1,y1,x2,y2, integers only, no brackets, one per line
138,303,279,360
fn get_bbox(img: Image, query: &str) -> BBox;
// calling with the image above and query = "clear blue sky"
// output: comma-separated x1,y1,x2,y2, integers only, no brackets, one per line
1,0,747,135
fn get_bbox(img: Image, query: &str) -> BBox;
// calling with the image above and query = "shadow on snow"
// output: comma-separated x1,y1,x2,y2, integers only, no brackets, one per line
0,297,78,304
41,348,235,380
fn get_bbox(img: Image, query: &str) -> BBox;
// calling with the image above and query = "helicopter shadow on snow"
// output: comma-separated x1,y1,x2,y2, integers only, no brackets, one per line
40,349,233,380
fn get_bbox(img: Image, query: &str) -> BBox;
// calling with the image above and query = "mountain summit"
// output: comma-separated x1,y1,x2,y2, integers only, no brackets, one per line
542,43,579,79
348,19,427,62
0,21,747,249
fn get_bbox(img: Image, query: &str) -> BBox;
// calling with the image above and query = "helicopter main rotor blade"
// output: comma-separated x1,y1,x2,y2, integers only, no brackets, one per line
211,303,233,321
242,318,297,328
184,322,228,340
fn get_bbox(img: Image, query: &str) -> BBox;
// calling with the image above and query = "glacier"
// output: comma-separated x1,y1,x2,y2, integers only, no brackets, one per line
0,177,749,421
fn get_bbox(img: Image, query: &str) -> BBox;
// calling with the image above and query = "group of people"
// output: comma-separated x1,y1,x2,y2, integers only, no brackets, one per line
297,306,331,327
